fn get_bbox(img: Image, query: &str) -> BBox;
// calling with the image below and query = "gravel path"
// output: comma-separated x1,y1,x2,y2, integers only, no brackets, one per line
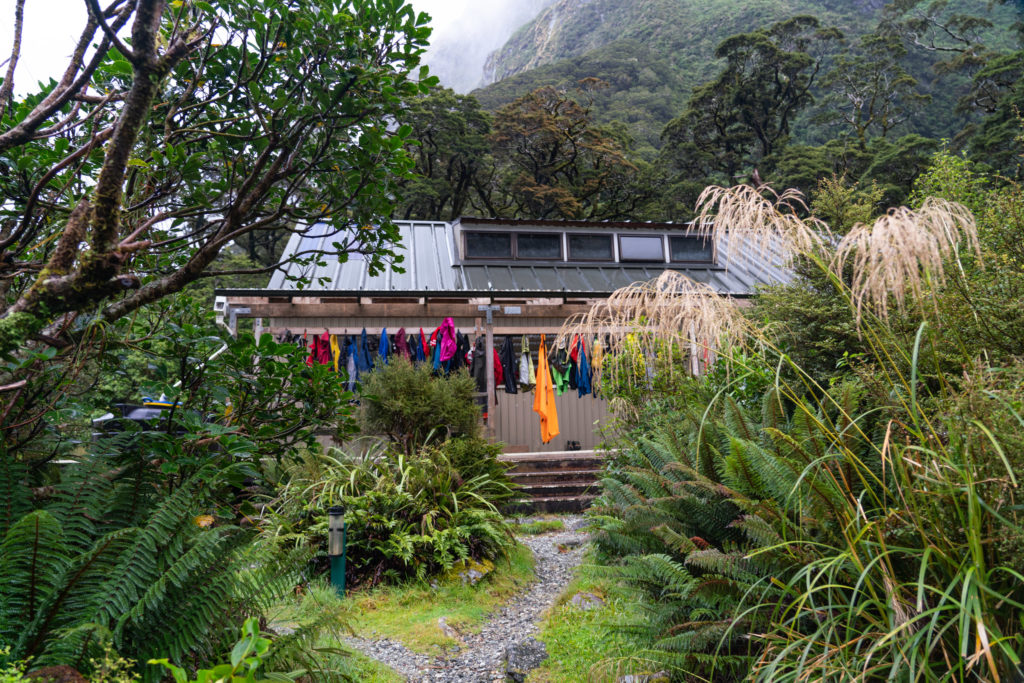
344,516,589,682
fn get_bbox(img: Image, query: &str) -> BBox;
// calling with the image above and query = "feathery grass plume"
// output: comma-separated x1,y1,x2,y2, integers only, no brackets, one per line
693,184,829,267
833,197,981,326
557,270,748,386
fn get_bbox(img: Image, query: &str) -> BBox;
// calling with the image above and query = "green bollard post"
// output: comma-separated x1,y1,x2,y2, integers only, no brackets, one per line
328,505,346,596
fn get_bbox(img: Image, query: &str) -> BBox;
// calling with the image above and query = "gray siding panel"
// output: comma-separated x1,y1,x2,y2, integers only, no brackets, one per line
494,391,610,452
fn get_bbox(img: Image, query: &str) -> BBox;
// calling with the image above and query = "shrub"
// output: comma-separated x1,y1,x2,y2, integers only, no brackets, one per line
265,443,516,587
358,359,481,452
0,314,348,681
586,167,1024,680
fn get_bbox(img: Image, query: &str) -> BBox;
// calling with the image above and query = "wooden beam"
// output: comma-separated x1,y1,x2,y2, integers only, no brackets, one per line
238,302,596,319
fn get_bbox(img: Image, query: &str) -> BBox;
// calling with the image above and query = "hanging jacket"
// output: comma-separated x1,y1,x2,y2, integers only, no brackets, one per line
519,335,535,390
420,328,429,359
395,328,411,359
550,340,571,395
591,336,604,370
330,334,341,373
450,331,467,371
356,328,373,373
493,348,504,387
413,333,426,363
318,331,332,366
307,331,330,367
470,337,487,392
499,335,518,394
569,334,581,363
346,336,358,391
438,317,457,362
533,334,559,444
576,338,592,397
379,328,390,365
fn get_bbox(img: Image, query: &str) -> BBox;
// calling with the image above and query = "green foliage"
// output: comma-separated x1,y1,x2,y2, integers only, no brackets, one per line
358,358,480,452
481,82,655,220
910,150,1024,360
265,442,516,587
818,32,929,148
344,543,535,655
149,617,297,683
662,16,842,183
0,299,356,679
590,148,1024,680
396,88,492,221
0,0,434,366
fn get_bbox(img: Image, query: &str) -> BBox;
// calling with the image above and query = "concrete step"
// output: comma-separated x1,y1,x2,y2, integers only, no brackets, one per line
506,469,602,485
516,481,600,497
499,452,605,474
505,494,598,515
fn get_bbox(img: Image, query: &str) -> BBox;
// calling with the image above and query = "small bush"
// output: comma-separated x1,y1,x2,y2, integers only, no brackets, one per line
266,444,516,587
359,359,481,452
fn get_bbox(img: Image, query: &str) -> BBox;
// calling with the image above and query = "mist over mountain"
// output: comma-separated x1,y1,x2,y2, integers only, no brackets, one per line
414,0,555,93
470,0,1021,155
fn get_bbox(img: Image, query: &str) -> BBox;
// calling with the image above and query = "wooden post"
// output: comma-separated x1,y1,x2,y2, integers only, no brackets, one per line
484,315,496,440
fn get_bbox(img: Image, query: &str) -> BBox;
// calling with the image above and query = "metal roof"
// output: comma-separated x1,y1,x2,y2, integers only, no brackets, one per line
247,220,791,298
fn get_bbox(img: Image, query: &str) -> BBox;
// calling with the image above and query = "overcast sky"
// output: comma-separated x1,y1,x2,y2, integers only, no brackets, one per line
0,0,547,95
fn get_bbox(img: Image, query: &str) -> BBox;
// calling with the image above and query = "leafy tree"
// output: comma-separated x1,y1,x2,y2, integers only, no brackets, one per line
0,0,433,444
818,33,929,149
478,81,652,220
661,16,842,183
0,0,431,355
964,50,1024,177
395,88,491,221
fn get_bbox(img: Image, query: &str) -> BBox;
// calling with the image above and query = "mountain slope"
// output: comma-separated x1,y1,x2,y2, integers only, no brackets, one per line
472,0,1020,156
482,0,878,86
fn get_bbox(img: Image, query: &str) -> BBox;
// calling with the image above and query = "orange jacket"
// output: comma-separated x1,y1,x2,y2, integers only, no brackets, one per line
533,334,560,444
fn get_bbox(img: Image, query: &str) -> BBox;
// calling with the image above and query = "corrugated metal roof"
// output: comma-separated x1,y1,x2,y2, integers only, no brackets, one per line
260,220,791,297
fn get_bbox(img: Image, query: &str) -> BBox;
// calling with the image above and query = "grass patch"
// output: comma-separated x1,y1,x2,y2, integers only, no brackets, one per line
529,558,651,682
341,649,405,683
512,519,565,535
265,581,404,682
345,543,536,655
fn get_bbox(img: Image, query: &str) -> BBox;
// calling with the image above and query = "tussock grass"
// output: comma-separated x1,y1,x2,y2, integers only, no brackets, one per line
834,196,981,325
693,183,829,266
557,270,748,384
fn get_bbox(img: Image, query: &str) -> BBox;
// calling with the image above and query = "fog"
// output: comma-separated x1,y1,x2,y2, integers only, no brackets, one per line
410,0,554,92
0,0,549,96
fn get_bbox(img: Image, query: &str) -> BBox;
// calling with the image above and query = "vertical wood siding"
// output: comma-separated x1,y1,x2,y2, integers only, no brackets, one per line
492,390,610,452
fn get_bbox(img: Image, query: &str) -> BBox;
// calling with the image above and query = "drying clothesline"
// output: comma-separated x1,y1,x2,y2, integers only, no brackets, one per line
276,318,602,400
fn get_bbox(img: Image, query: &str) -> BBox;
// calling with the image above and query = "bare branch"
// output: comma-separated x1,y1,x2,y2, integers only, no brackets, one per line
0,2,132,154
84,0,136,64
0,0,26,121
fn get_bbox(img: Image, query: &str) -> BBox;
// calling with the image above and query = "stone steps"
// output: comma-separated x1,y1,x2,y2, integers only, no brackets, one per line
499,450,606,514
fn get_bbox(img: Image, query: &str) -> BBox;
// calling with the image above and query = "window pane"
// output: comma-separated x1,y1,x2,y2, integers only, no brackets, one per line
465,232,511,258
517,233,561,259
670,236,714,262
619,235,664,261
568,234,612,260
